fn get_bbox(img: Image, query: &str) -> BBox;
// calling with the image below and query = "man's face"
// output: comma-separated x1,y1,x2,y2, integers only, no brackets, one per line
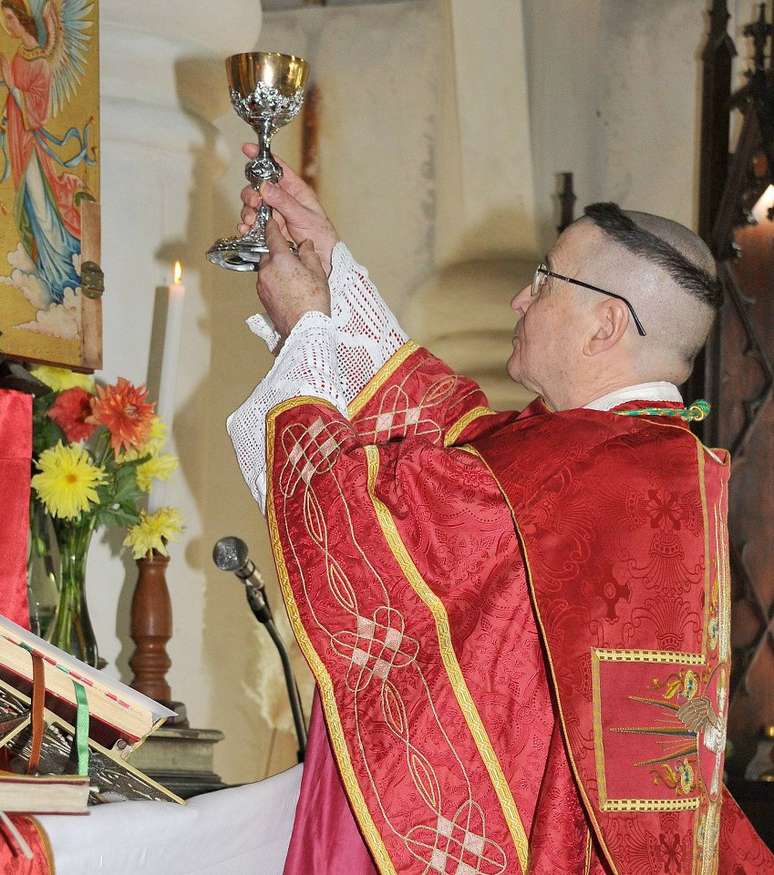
506,228,587,398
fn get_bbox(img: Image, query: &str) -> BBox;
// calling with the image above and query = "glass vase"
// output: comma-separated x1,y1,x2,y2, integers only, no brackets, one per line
27,501,59,638
47,517,99,667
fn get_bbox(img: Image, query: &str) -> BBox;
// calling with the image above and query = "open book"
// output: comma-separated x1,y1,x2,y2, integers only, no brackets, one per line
0,616,183,805
0,615,175,753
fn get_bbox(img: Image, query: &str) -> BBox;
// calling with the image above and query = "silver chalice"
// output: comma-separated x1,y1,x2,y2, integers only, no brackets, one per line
207,52,310,271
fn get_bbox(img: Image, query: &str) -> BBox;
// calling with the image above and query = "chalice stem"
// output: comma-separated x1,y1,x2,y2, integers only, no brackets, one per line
244,118,282,243
245,203,272,242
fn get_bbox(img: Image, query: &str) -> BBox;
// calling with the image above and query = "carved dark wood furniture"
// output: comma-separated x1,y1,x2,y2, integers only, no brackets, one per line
693,0,774,847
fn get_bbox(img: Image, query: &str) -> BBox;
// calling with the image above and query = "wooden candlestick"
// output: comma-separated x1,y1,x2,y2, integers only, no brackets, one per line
130,551,173,703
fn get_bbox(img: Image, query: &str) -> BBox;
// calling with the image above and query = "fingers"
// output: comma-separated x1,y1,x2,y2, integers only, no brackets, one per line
239,201,257,232
239,209,290,239
240,184,260,209
238,150,308,211
240,147,325,215
264,217,289,256
259,181,307,221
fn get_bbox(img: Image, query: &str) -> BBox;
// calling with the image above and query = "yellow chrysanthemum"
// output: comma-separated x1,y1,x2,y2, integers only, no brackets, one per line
31,443,106,520
120,416,167,462
31,366,95,394
136,453,178,491
123,507,184,560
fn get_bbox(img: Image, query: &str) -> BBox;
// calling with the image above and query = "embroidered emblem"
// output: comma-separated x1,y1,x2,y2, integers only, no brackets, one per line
592,651,729,812
330,608,419,691
278,417,350,495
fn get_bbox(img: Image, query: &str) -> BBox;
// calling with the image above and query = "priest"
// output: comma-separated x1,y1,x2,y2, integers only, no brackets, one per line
228,157,773,874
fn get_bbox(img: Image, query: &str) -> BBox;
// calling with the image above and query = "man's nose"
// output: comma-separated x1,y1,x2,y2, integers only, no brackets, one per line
511,284,532,314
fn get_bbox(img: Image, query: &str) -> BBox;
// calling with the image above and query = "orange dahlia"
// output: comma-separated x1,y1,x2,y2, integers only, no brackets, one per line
88,378,155,455
47,387,96,443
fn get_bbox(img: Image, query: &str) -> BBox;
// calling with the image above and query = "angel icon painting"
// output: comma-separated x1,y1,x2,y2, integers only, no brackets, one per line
0,0,98,368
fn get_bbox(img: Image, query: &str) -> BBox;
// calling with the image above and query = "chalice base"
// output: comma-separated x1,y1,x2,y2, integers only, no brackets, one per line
207,234,268,272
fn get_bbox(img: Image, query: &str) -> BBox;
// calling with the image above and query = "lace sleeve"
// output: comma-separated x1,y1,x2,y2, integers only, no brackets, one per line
244,242,408,404
327,242,408,403
227,310,347,511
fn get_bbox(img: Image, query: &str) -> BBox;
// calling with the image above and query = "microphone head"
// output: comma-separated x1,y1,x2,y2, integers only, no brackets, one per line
212,536,249,574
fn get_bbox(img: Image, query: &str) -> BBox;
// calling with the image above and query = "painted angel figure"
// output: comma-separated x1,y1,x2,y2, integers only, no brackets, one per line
0,0,94,308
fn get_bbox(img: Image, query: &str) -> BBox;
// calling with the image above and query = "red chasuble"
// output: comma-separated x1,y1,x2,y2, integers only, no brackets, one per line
267,344,773,875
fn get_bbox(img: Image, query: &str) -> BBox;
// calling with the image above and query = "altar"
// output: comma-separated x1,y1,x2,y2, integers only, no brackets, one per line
38,766,302,874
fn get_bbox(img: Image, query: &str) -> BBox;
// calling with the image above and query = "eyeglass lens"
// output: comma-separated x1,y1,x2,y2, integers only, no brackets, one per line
532,265,547,297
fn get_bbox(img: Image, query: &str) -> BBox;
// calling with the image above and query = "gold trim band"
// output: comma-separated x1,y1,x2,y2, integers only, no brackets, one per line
594,648,704,665
444,405,497,447
348,341,419,418
601,798,701,813
584,828,593,875
364,445,530,874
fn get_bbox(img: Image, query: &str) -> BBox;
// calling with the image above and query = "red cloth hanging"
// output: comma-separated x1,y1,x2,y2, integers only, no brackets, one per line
0,389,32,628
0,390,51,872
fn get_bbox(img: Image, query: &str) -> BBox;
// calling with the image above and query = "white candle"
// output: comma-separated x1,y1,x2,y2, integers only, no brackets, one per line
148,261,185,513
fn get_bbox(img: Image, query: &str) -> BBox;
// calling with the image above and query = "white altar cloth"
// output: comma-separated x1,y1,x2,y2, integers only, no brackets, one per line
37,764,302,874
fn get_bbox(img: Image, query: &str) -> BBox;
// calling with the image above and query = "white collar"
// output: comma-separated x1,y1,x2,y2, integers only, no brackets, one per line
584,381,682,412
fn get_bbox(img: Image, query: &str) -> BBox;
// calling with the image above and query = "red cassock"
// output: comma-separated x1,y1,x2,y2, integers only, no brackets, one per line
268,345,774,874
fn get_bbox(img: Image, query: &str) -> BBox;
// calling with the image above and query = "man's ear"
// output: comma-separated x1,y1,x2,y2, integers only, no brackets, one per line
584,298,629,356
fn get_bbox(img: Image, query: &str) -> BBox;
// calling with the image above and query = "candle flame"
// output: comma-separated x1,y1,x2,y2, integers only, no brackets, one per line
173,261,182,284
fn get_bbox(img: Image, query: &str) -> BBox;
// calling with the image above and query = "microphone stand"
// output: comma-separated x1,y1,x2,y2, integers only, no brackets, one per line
243,584,307,763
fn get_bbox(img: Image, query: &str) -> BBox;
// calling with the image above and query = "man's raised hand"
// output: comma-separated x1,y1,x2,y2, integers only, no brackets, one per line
256,219,331,342
240,147,338,276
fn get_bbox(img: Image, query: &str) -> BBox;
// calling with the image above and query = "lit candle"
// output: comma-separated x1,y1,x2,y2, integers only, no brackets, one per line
148,261,185,513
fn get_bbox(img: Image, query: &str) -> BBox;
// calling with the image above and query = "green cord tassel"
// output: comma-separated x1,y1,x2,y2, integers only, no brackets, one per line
615,399,711,422
685,399,711,421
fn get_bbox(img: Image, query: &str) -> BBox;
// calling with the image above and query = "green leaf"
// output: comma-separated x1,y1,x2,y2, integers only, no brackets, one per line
113,467,143,506
95,503,140,529
33,418,64,457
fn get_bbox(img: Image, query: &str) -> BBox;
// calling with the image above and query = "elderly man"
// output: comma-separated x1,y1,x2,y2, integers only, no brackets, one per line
228,155,773,875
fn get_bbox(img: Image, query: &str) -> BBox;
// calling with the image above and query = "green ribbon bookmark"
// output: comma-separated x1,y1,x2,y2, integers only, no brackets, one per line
72,681,90,776
614,399,710,422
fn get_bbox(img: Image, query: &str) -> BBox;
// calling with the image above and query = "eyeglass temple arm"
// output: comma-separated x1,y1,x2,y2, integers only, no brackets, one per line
543,268,647,336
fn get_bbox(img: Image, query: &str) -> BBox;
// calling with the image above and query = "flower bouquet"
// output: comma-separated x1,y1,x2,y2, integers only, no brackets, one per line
28,366,184,667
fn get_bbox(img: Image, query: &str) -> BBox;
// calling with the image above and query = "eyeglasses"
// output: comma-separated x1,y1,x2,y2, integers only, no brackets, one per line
531,261,647,336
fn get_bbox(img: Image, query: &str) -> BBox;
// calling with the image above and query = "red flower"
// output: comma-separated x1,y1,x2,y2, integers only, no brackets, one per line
47,388,96,443
88,378,155,454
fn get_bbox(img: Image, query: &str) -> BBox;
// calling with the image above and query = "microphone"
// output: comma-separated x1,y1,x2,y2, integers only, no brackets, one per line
212,536,307,762
212,536,272,623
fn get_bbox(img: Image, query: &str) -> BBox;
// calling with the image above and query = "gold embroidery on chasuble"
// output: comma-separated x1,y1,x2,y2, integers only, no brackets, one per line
266,397,529,875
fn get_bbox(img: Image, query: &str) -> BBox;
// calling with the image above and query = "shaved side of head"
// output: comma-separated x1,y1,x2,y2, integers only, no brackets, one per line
573,203,722,381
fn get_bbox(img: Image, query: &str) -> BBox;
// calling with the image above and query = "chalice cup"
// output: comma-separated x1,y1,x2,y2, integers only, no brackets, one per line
207,51,310,271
